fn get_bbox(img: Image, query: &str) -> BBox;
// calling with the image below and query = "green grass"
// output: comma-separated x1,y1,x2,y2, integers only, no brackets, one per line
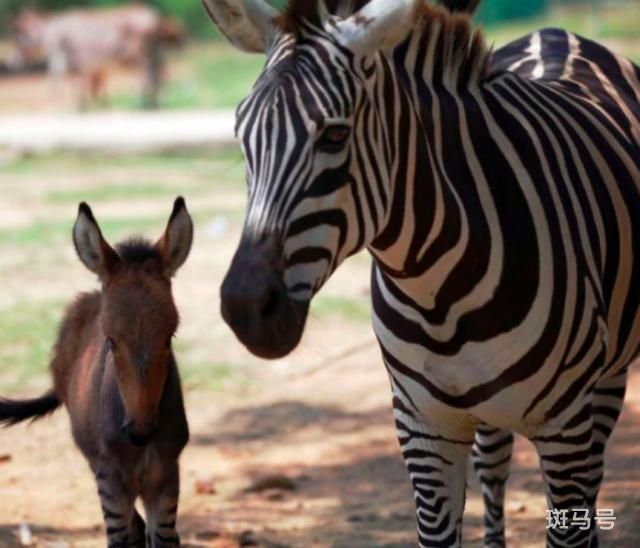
162,46,265,109
0,206,243,248
1,150,248,225
180,361,235,392
0,216,165,247
45,183,187,204
2,149,245,179
0,299,235,393
110,44,265,110
0,299,64,391
311,295,371,324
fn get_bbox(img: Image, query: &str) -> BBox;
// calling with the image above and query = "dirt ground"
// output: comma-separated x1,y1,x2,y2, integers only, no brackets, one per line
0,347,638,548
0,151,637,548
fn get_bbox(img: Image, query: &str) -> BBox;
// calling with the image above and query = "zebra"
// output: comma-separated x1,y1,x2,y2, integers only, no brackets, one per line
208,0,640,545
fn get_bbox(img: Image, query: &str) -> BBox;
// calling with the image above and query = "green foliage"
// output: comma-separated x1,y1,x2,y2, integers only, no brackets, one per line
105,43,265,109
0,0,219,38
476,0,549,25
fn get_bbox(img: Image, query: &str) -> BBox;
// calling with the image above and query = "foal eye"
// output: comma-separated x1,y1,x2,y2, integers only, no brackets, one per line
318,124,351,152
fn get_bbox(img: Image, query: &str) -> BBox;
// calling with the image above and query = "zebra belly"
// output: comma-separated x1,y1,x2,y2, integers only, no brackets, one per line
373,299,616,438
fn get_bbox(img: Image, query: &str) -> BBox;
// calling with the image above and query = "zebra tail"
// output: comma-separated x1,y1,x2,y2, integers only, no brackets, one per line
0,390,61,427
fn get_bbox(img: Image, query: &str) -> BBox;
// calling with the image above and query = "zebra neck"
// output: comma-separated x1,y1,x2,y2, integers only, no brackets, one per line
367,30,497,312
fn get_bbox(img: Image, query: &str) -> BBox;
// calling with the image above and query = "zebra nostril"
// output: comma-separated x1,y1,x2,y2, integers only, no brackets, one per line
260,287,280,319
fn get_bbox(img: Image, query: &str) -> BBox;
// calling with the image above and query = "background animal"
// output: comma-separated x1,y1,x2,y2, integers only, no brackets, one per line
0,197,193,547
209,0,640,546
9,4,184,109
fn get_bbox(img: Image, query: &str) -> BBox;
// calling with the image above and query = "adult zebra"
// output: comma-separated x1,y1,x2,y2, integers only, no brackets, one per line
208,0,640,545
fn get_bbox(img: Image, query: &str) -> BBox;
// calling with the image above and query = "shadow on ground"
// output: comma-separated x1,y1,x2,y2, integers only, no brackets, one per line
191,400,396,446
1,374,638,547
0,523,99,545
183,375,640,547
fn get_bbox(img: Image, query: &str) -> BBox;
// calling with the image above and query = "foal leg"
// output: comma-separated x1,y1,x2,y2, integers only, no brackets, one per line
142,459,181,547
471,425,514,547
95,462,146,547
393,393,475,547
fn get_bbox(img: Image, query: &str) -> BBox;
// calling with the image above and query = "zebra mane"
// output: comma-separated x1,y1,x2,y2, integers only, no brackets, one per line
276,0,369,32
277,0,490,86
414,4,490,87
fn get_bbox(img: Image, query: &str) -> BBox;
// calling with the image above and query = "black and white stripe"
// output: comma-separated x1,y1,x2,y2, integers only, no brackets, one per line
214,1,640,546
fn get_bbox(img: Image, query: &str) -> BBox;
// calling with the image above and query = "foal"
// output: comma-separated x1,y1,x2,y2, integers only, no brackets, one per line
0,197,193,548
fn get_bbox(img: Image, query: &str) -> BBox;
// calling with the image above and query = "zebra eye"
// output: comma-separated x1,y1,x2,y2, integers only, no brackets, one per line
318,124,351,152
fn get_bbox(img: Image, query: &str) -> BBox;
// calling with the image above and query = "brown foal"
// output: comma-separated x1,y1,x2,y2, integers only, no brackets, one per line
0,197,193,548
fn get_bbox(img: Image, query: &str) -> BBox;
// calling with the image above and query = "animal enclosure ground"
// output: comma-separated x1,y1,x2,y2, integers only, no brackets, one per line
0,152,638,547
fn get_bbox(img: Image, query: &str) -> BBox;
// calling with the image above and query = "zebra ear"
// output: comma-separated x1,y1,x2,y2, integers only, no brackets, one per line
332,0,418,56
202,0,279,53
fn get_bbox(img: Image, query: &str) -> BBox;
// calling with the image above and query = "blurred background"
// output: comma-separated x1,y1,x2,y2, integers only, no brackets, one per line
0,1,638,547
0,0,638,113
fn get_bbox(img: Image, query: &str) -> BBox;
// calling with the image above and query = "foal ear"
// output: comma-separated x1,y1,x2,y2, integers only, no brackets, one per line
156,197,194,277
73,203,120,280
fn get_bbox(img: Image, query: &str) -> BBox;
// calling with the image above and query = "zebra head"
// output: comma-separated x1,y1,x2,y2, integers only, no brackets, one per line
208,0,417,358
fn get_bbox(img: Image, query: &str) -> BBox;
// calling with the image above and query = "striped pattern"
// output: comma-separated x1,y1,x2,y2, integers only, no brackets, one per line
95,454,181,547
231,3,640,546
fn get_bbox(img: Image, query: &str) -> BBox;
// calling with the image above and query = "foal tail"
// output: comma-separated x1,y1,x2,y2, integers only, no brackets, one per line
0,389,61,427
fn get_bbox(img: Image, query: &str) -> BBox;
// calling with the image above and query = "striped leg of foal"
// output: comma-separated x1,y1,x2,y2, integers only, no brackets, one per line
95,465,145,548
393,394,474,547
142,461,181,547
471,425,514,547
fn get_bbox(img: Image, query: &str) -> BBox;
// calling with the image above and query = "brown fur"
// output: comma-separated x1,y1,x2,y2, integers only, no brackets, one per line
0,200,193,546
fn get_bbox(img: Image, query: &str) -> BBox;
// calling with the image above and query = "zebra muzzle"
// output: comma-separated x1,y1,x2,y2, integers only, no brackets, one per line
220,236,309,359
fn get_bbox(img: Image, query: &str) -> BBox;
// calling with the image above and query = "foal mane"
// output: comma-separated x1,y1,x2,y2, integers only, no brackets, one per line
116,238,162,265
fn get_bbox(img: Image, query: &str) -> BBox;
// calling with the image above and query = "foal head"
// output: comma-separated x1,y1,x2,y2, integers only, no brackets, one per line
73,198,193,446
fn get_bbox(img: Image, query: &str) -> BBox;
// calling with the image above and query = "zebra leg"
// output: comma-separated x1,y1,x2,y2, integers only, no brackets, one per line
142,460,181,547
585,369,627,546
534,369,628,548
95,464,146,548
471,425,514,547
393,394,475,547
534,413,596,548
